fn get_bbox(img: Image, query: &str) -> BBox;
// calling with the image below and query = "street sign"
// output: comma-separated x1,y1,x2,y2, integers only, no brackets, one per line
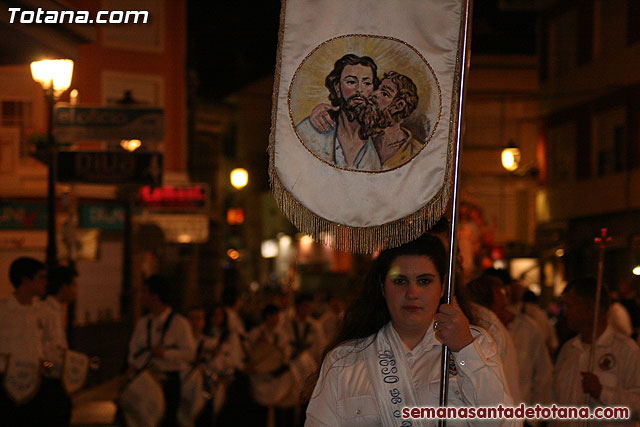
57,151,163,185
135,184,209,210
53,105,164,141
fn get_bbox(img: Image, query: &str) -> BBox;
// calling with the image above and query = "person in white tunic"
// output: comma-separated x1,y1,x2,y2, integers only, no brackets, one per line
466,302,522,406
127,275,196,427
306,234,516,427
222,286,248,345
37,265,78,425
466,276,553,412
207,304,247,424
429,219,521,404
182,306,218,427
606,293,633,338
552,277,640,427
281,294,327,365
520,290,559,354
0,257,47,426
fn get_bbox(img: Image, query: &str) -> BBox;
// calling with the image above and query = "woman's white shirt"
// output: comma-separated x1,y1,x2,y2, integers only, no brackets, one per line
306,322,517,427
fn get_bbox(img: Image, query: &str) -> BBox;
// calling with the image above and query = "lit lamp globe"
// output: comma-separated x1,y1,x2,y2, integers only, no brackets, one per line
30,59,74,95
230,168,249,190
501,144,520,172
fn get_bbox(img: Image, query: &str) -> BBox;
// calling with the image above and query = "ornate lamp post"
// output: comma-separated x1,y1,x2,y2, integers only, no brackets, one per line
30,59,74,271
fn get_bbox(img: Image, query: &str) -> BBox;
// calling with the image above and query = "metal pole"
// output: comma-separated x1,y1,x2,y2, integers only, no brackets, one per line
46,86,58,272
585,228,610,414
439,1,473,424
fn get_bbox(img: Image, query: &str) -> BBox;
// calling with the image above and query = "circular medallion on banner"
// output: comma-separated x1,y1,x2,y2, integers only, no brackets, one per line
289,34,441,173
598,353,615,371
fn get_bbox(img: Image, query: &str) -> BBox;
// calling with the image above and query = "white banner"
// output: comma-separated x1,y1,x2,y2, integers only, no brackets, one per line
270,0,466,253
62,349,90,394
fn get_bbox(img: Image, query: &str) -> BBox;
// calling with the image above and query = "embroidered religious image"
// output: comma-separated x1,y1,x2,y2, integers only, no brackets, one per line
289,35,441,172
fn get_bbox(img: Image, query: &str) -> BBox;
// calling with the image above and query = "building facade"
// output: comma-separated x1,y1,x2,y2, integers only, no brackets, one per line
536,0,640,293
461,54,541,284
0,0,190,326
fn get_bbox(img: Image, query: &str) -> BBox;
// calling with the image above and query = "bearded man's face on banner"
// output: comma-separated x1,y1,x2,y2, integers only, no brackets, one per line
335,63,375,122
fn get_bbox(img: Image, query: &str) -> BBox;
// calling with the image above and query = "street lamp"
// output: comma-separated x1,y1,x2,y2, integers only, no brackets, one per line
230,168,249,190
31,59,74,271
120,139,142,151
501,141,521,172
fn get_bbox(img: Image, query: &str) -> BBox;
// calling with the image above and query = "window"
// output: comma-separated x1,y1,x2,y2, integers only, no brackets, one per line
592,108,626,176
1,100,33,158
547,123,577,185
549,11,577,78
594,0,626,59
577,1,593,66
627,0,640,45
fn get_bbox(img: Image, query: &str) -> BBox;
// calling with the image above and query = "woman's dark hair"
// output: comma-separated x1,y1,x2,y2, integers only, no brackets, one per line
302,234,447,402
331,233,447,351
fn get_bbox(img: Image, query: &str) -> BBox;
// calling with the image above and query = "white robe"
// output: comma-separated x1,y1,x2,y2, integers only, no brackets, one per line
306,321,517,426
506,313,553,406
552,326,640,426
470,303,521,405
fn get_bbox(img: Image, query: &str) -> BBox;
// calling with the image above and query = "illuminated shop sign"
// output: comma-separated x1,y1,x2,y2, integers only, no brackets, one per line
136,185,208,209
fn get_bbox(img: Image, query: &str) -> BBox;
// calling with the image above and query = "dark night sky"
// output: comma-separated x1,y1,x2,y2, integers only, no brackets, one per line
188,1,537,100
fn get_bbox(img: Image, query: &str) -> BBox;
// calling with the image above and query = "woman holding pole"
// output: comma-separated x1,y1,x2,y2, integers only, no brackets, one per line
305,234,516,426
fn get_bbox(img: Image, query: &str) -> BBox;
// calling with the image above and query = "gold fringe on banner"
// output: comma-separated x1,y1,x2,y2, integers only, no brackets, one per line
268,0,465,254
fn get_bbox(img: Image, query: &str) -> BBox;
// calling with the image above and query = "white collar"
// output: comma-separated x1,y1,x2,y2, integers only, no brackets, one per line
385,321,438,354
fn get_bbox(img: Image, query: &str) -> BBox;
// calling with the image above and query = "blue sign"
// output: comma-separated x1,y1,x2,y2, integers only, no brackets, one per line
0,203,47,229
79,205,125,231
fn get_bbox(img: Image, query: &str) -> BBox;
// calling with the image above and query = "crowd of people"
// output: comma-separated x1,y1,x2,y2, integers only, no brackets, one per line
117,274,338,427
115,233,640,427
1,227,640,426
0,257,78,426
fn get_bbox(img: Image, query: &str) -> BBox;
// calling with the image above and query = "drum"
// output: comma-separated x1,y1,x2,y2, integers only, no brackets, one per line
250,349,318,408
3,354,42,404
119,369,165,427
248,340,285,374
250,370,294,407
277,349,318,408
62,349,90,394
